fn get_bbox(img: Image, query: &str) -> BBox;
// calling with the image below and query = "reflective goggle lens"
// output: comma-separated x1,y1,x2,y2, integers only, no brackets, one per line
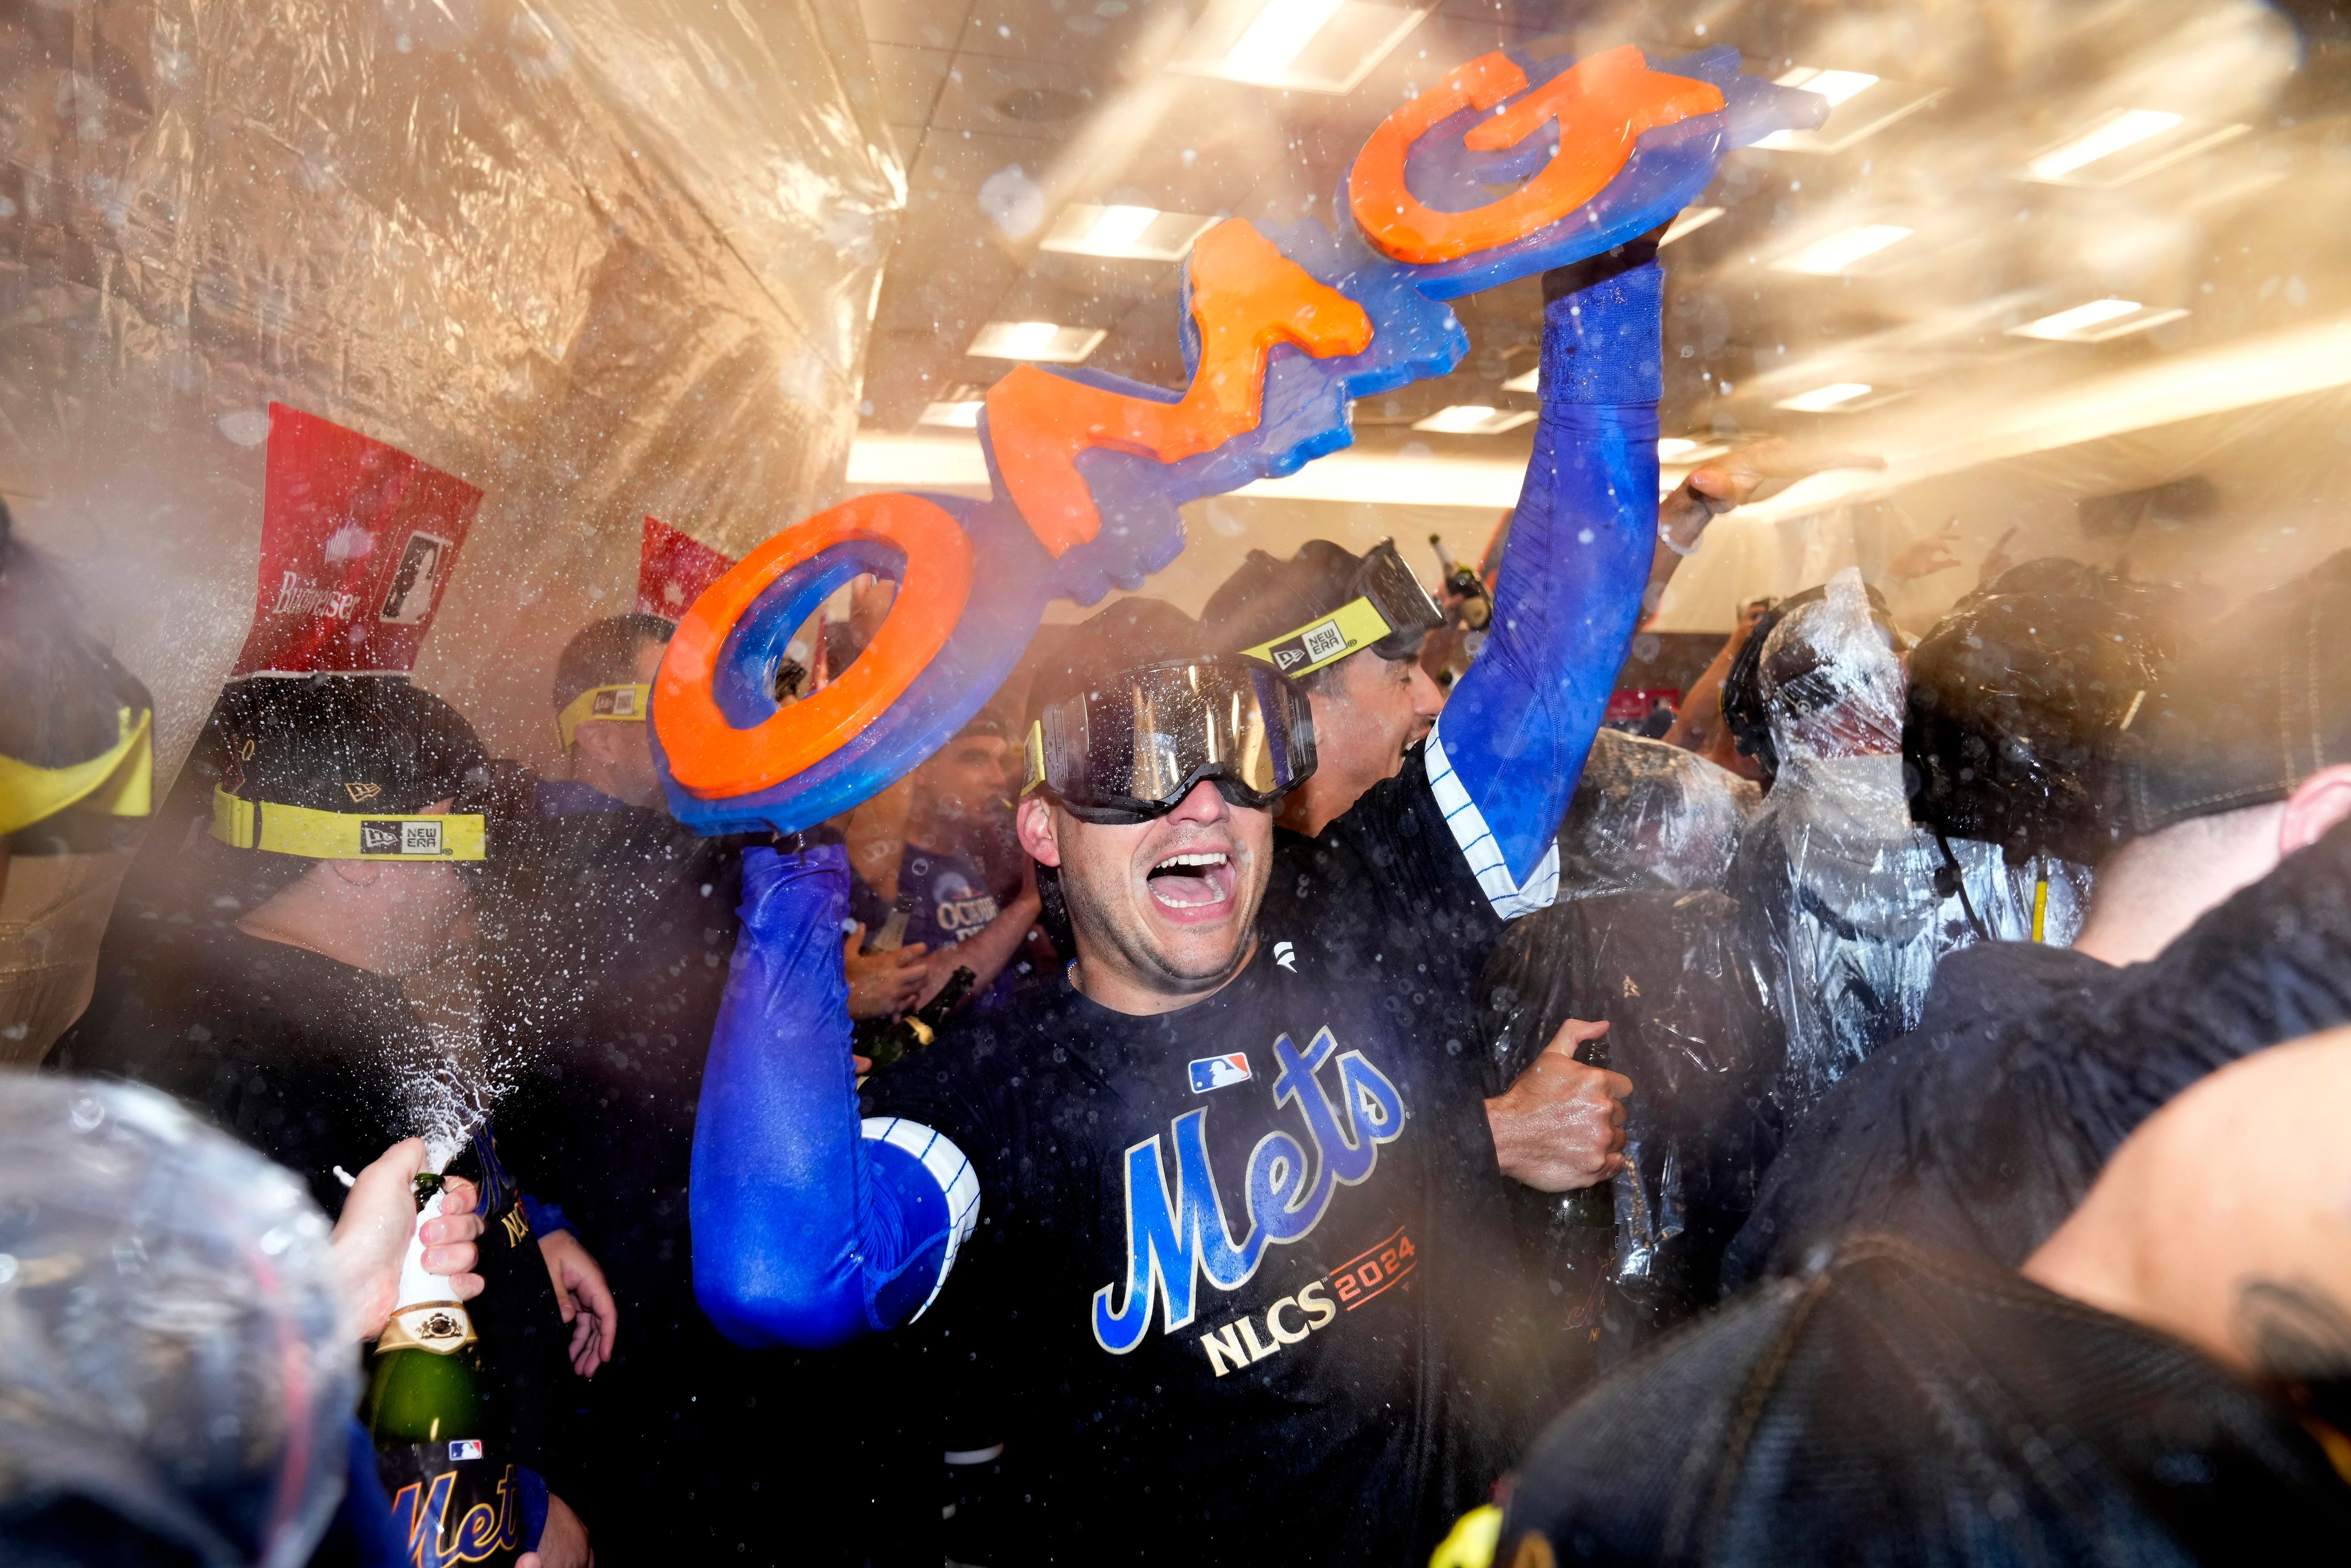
1024,660,1313,823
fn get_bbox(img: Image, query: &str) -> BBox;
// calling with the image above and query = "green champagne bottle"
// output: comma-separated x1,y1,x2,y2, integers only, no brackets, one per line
364,1172,523,1566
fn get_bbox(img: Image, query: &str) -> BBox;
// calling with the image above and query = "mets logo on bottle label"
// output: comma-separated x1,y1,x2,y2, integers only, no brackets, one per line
1092,1026,1408,1355
383,1452,522,1568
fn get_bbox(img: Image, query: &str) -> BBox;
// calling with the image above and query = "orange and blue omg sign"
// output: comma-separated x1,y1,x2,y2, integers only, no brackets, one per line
653,44,1823,835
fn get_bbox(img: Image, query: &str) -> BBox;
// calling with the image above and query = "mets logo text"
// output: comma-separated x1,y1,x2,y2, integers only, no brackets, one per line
1091,1026,1406,1354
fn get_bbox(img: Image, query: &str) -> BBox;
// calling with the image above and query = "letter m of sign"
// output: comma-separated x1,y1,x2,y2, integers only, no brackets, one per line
1090,1109,1264,1355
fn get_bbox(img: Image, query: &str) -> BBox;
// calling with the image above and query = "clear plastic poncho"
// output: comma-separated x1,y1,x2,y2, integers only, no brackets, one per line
1729,569,2088,1114
1555,726,1761,902
0,1072,354,1567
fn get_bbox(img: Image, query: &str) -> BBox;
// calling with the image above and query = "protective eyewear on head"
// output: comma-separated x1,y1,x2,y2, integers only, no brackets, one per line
1021,658,1318,825
557,683,650,749
1237,540,1444,679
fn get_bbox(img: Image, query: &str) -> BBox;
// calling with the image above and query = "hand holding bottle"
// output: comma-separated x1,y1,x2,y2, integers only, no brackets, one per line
332,1136,484,1341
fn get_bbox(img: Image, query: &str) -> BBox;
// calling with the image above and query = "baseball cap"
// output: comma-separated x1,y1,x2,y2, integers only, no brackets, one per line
1024,599,1223,723
1906,561,2174,865
1498,1237,2351,1566
2124,549,2351,836
204,675,490,862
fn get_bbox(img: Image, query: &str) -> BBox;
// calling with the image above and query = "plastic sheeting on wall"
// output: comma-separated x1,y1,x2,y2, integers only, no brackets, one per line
0,0,904,774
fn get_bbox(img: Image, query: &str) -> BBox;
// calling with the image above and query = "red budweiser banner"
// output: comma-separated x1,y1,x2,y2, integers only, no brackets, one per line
231,404,482,677
638,516,735,621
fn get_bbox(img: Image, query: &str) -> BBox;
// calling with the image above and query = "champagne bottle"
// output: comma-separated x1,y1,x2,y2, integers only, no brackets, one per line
364,1172,524,1566
863,963,977,1068
1429,533,1492,631
1559,1029,1616,1232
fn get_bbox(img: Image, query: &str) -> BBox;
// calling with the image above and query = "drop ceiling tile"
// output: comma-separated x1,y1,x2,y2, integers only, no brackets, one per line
912,127,1051,192
932,51,1097,140
871,42,956,126
859,0,970,51
958,0,1144,69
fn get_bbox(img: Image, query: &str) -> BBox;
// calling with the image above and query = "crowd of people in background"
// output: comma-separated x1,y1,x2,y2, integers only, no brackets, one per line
10,306,2351,1568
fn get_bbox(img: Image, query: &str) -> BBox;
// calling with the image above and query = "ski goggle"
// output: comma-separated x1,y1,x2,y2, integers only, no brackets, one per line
556,683,650,749
1021,658,1316,824
1236,539,1444,679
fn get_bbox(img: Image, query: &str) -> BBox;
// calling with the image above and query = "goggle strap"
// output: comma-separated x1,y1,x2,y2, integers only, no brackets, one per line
1021,719,1048,797
556,683,651,749
1239,595,1396,678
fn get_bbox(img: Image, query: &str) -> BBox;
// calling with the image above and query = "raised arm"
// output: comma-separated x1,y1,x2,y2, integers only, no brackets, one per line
1427,242,1663,917
691,842,978,1348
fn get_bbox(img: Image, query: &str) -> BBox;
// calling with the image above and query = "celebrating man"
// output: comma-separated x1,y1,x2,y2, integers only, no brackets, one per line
689,241,1679,1564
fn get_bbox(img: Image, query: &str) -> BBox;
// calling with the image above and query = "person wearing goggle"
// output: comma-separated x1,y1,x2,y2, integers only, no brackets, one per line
695,239,1719,1563
1203,538,1447,837
545,612,675,814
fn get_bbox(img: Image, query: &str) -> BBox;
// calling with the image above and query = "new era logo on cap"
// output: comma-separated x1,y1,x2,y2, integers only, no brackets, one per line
361,820,444,855
593,687,638,718
1188,1053,1251,1093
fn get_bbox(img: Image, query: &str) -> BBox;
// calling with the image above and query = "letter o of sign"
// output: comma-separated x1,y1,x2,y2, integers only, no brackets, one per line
656,493,975,800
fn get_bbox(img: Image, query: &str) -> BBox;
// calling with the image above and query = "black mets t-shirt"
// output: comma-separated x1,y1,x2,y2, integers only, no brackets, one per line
860,759,1546,1566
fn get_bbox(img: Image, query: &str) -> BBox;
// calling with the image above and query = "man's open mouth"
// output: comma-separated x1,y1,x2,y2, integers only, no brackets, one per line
1146,850,1233,911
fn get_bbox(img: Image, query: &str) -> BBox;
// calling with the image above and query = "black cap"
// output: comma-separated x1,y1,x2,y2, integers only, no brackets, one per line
1205,541,1364,653
2125,549,2351,836
1024,599,1218,724
1906,563,2173,865
1499,1237,2351,1566
209,675,486,816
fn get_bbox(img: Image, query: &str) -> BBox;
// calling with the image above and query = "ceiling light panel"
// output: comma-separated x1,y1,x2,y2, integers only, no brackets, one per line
968,320,1107,362
2009,299,2190,343
1169,0,1431,95
1658,438,1731,463
1413,405,1535,435
2023,109,2249,187
1501,367,1538,394
1771,224,1914,276
1774,382,1876,413
1659,206,1725,247
1755,68,1945,154
918,400,984,427
1040,204,1220,261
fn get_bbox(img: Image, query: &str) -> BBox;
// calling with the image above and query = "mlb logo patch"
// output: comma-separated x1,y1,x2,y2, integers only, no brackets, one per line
1188,1053,1251,1093
447,1439,484,1461
379,530,454,625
